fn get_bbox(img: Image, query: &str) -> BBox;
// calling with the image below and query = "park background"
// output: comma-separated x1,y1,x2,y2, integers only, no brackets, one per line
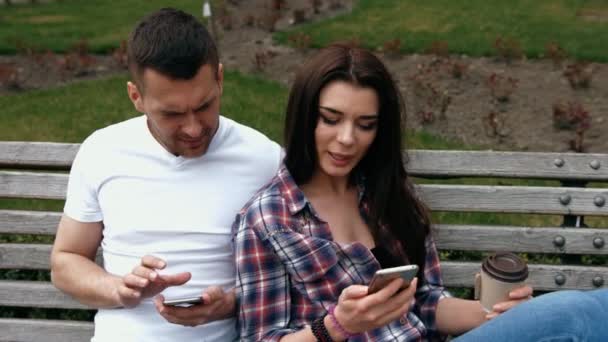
1,0,607,322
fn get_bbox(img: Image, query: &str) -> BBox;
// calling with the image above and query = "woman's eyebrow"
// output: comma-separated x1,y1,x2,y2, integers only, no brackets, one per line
319,106,379,119
319,105,343,115
359,114,379,120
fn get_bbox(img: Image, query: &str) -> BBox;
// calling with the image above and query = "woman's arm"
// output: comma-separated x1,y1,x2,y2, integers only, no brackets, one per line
435,297,487,335
410,236,451,338
234,218,295,342
436,285,534,335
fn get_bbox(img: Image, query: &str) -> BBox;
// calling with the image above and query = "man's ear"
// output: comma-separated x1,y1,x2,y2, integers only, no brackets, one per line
127,81,145,113
217,63,224,96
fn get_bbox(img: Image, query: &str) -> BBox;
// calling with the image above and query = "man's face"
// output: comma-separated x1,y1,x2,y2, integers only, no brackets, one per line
127,64,223,158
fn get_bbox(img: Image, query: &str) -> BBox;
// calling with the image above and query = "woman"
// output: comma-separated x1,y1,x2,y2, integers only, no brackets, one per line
233,44,601,341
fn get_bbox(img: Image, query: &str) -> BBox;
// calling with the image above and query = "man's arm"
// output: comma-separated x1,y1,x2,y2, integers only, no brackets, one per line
51,215,194,309
50,215,123,308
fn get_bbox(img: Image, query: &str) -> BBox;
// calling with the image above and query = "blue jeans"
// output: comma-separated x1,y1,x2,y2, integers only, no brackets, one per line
453,289,608,342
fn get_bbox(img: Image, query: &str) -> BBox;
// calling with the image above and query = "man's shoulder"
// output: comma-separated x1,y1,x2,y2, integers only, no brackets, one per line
221,116,280,151
81,116,144,150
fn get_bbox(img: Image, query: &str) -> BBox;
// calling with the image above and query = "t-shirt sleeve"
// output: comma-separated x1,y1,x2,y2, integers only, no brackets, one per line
63,134,103,222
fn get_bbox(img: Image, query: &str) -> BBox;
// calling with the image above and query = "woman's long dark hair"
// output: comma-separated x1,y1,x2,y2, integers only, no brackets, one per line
283,44,431,275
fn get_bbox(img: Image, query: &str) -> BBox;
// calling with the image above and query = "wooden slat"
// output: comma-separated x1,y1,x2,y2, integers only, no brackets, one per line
408,150,608,181
435,225,608,254
0,318,93,342
441,261,608,291
0,281,89,309
4,173,608,215
0,210,61,235
0,244,102,269
0,141,79,169
0,244,52,269
2,143,608,181
0,171,68,199
419,184,608,215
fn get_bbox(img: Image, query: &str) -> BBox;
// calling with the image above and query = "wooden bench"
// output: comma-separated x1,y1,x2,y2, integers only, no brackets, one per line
1,141,607,341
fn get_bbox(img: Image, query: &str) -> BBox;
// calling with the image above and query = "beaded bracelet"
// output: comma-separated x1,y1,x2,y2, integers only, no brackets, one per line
328,304,356,339
311,316,332,342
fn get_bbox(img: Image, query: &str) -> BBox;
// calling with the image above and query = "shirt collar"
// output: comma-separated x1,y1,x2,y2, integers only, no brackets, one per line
277,165,308,215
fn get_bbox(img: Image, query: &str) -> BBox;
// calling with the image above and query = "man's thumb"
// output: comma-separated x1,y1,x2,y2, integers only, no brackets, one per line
160,272,191,287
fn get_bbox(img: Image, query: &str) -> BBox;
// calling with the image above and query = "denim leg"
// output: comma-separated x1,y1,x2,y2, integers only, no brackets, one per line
452,289,608,342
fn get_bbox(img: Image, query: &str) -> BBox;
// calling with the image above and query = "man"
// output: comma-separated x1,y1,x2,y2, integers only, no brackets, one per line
50,8,282,341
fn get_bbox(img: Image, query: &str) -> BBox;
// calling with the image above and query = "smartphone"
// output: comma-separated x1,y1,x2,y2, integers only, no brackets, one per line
162,295,203,307
368,264,419,294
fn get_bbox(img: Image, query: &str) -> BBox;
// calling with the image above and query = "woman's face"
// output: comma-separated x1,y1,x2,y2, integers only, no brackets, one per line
314,80,379,181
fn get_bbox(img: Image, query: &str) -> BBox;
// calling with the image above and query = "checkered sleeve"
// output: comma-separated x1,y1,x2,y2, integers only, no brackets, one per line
234,211,295,341
412,234,451,339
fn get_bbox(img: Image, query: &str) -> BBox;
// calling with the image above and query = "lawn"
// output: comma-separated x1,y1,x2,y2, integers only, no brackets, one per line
3,0,608,62
276,0,608,62
0,0,213,53
0,70,286,143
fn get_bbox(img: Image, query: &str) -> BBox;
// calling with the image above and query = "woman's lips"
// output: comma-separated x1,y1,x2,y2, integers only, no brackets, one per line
328,152,353,166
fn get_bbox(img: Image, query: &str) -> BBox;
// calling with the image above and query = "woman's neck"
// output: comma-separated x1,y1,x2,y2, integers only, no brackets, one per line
302,170,351,197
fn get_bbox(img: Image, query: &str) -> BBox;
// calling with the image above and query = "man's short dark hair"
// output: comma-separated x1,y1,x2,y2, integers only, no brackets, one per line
127,8,219,88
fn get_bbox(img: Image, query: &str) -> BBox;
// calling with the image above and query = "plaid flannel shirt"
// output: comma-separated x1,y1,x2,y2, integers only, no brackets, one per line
233,165,450,341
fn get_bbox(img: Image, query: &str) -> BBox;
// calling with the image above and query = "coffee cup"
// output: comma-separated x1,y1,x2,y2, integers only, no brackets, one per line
474,252,528,312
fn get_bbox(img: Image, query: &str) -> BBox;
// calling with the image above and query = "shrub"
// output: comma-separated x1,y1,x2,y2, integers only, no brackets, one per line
288,32,312,51
382,38,402,58
563,62,593,89
544,42,567,68
482,111,510,138
493,36,524,63
552,101,590,130
425,40,449,58
487,73,518,102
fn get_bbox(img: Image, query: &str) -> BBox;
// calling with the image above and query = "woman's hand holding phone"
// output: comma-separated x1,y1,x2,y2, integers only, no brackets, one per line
329,276,418,338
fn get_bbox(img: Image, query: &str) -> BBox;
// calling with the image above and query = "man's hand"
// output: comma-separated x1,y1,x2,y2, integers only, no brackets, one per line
117,255,191,308
485,285,533,320
153,287,236,327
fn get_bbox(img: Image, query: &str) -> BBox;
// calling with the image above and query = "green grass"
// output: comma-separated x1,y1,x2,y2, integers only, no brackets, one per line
0,70,287,143
276,0,608,62
0,0,216,53
0,70,463,148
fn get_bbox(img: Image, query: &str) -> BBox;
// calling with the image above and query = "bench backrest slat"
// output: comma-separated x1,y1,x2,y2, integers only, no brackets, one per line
0,244,53,269
3,142,608,180
0,172,67,200
420,184,608,215
0,210,60,235
0,281,88,309
435,225,608,254
3,172,607,215
408,150,608,181
0,243,102,269
441,261,606,291
0,318,93,342
0,142,78,169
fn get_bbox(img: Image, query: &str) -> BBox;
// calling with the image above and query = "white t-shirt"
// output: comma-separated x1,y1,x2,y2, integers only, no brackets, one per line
64,115,282,342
